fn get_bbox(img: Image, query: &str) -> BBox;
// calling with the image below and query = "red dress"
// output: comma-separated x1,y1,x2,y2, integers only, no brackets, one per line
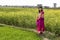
36,10,45,32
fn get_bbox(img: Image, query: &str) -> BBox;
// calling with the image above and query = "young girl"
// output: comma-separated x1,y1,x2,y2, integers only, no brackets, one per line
36,6,45,34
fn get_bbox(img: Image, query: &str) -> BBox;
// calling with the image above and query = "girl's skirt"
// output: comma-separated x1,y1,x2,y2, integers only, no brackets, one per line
36,18,45,32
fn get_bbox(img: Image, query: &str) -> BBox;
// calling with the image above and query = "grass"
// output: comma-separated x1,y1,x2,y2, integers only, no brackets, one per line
0,24,60,40
0,7,60,36
0,25,42,40
0,8,37,28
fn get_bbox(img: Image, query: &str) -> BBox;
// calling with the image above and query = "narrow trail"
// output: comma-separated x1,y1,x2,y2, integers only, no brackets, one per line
12,26,50,40
0,24,51,40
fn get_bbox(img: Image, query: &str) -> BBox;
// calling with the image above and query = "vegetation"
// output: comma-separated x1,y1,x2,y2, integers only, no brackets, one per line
0,7,60,36
0,25,41,40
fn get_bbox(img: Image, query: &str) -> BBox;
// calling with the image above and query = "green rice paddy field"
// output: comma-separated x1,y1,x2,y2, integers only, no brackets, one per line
0,7,60,40
0,25,41,40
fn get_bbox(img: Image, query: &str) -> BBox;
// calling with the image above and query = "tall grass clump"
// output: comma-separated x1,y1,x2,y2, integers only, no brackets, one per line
0,8,60,35
45,9,60,36
0,8,37,28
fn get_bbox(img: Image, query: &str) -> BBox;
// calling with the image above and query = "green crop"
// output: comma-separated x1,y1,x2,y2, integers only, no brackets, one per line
0,8,60,35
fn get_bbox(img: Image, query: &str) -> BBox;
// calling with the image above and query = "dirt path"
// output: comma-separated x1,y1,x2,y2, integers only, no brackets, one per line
43,38,49,40
0,24,52,40
12,27,50,40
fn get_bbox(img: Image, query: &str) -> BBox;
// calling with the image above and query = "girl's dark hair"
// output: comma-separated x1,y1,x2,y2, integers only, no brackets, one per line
39,10,40,13
38,6,43,13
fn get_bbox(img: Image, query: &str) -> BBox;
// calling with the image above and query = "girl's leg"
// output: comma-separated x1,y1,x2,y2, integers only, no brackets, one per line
37,25,41,34
41,22,45,34
37,25,44,34
40,21,45,34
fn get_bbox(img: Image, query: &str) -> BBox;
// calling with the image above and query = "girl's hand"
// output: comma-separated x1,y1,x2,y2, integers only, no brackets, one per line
37,14,41,20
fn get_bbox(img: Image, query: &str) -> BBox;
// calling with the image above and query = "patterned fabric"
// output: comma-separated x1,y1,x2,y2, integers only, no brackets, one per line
36,10,45,32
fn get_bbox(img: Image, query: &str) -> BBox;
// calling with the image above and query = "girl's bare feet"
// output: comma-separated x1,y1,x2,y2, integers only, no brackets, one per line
40,32,43,34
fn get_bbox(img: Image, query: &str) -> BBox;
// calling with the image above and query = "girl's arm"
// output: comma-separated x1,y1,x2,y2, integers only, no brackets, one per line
38,11,44,18
37,13,41,20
